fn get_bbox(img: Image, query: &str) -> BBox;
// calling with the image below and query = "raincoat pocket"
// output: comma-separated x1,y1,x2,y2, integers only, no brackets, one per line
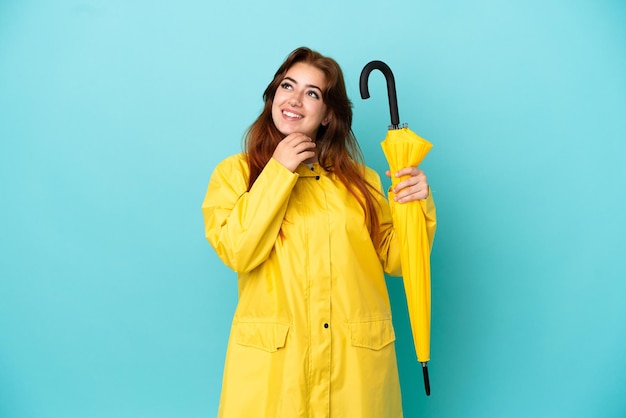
235,322,290,353
349,318,396,350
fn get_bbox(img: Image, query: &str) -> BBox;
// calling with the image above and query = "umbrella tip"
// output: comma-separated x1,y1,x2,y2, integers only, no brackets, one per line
422,362,431,396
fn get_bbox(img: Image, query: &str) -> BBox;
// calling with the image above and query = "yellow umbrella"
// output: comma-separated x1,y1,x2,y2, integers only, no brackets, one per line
360,61,434,396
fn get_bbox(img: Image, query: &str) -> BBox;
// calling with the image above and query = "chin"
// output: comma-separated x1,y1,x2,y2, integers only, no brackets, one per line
276,128,293,137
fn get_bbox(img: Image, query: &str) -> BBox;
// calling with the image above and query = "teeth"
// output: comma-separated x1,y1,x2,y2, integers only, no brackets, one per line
283,111,302,119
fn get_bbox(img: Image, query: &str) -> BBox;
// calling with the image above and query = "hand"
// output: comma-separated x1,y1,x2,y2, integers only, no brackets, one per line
272,133,316,172
385,167,429,203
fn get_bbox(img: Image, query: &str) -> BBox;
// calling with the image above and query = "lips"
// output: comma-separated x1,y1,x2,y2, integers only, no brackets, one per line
282,109,303,119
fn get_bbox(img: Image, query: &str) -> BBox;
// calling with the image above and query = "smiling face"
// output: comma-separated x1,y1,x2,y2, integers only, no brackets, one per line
271,62,330,139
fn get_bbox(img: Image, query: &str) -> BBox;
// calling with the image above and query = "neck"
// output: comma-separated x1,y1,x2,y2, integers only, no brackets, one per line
303,156,318,165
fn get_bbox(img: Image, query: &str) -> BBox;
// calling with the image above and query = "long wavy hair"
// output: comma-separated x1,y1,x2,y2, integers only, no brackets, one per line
245,47,382,244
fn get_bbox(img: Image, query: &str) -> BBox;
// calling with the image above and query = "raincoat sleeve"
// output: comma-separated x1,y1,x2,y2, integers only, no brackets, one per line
364,168,403,276
367,168,437,277
419,189,437,249
202,154,299,273
387,188,437,249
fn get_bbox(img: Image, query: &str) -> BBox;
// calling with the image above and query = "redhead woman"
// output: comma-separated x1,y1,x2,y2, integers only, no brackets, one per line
202,47,436,417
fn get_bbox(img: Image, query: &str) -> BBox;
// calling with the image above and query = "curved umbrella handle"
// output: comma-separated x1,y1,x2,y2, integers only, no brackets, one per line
359,60,400,127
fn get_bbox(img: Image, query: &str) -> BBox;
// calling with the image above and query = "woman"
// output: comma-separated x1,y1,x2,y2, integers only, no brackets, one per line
202,47,436,417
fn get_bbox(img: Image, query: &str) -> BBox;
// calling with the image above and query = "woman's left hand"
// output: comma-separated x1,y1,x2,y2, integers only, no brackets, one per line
385,167,429,203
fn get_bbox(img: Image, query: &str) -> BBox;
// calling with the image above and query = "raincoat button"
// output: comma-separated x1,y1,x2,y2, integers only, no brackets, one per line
323,323,329,328
315,176,320,180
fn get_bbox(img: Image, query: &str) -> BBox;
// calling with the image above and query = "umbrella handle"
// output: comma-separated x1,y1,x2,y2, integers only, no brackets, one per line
359,60,400,128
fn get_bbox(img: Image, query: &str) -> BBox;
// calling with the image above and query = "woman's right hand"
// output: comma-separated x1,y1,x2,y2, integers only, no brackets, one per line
272,133,316,172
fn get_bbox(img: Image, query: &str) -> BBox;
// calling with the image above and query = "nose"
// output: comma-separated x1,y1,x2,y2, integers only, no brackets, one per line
288,91,303,107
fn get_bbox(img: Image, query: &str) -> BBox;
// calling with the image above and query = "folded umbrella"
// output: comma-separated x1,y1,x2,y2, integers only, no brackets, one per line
360,61,434,396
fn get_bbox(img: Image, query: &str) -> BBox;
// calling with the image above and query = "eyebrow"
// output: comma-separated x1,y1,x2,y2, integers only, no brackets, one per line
283,76,322,92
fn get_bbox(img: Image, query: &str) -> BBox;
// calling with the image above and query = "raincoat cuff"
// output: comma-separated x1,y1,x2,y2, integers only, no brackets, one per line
419,188,435,215
385,186,434,212
266,157,300,181
249,157,300,199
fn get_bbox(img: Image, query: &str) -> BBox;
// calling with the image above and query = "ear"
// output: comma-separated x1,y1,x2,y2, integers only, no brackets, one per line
322,113,332,127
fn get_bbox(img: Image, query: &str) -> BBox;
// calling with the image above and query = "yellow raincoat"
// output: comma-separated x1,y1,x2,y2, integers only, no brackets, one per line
202,154,436,418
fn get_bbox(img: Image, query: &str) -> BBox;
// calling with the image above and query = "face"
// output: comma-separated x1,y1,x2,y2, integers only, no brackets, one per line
271,62,330,139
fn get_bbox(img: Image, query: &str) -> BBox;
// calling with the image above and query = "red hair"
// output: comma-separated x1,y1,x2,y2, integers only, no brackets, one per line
244,47,382,245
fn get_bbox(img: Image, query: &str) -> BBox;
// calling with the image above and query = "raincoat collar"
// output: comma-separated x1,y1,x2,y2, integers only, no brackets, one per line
295,162,330,178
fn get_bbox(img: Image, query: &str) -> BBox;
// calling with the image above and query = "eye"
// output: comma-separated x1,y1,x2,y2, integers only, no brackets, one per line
280,82,293,90
307,90,320,99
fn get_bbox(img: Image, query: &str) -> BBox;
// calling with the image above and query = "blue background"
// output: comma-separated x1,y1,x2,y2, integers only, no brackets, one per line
1,0,625,417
